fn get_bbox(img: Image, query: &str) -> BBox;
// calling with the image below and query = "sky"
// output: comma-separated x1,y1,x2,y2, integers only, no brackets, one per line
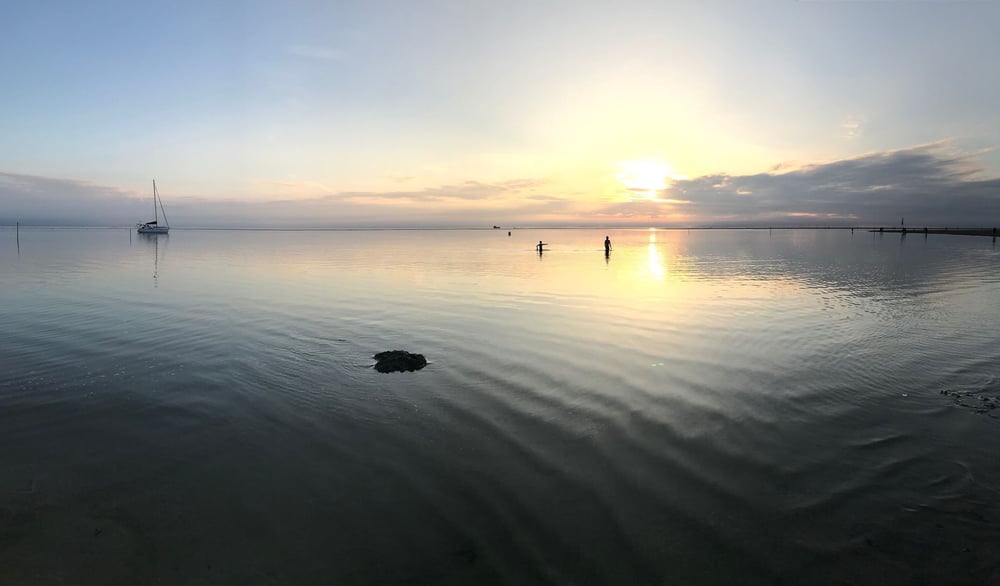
2,0,999,228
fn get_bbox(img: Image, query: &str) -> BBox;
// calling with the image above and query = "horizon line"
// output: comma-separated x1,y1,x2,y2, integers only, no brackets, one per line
3,224,995,232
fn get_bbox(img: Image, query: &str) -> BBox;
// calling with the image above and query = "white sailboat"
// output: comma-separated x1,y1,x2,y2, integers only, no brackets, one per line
137,180,170,234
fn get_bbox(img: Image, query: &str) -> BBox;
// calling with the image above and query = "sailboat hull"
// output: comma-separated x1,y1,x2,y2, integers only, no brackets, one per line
137,225,169,234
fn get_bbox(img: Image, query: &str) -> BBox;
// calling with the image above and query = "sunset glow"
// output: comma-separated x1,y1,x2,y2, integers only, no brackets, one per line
617,160,674,199
1,2,998,228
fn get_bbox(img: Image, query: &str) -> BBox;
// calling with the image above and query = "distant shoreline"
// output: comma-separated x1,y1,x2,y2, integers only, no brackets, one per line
871,228,998,237
1,224,998,235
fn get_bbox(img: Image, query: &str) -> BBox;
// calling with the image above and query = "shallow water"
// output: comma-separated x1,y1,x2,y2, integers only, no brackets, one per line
2,227,999,585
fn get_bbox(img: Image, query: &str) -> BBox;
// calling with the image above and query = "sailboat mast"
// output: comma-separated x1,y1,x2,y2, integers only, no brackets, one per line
153,180,158,223
158,185,170,228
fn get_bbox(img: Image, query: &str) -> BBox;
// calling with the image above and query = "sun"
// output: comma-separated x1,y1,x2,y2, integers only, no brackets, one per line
617,160,674,198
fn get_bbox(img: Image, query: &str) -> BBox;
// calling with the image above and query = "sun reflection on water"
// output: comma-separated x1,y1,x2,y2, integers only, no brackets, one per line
644,228,665,281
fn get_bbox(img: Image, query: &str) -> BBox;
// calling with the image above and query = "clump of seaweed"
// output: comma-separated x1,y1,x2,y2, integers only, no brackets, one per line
373,350,428,373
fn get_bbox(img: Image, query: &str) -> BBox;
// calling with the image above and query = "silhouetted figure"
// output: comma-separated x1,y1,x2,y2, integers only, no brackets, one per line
537,240,546,253
604,236,612,254
508,231,511,236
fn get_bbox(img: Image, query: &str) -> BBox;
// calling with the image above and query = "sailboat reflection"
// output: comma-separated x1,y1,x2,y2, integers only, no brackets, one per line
138,231,167,286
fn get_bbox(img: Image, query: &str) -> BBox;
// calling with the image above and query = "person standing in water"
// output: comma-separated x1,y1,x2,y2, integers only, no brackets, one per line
537,240,546,253
604,236,612,254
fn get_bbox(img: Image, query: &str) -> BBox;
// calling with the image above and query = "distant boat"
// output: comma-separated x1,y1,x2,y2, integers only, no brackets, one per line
136,180,170,234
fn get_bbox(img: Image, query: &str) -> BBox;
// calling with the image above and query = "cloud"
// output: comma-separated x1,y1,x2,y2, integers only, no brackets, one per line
0,173,559,228
3,143,998,228
288,45,346,62
0,173,147,226
254,179,336,197
322,178,551,203
522,193,566,202
841,115,863,140
619,142,1000,226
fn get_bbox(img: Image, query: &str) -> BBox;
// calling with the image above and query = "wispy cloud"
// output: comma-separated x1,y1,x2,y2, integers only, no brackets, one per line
841,115,863,140
254,179,336,197
288,44,346,62
323,178,551,203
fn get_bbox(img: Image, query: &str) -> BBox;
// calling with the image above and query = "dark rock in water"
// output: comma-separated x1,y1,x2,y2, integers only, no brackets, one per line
373,350,427,373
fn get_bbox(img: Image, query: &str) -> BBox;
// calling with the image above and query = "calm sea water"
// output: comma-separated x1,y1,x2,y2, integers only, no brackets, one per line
2,227,1000,585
